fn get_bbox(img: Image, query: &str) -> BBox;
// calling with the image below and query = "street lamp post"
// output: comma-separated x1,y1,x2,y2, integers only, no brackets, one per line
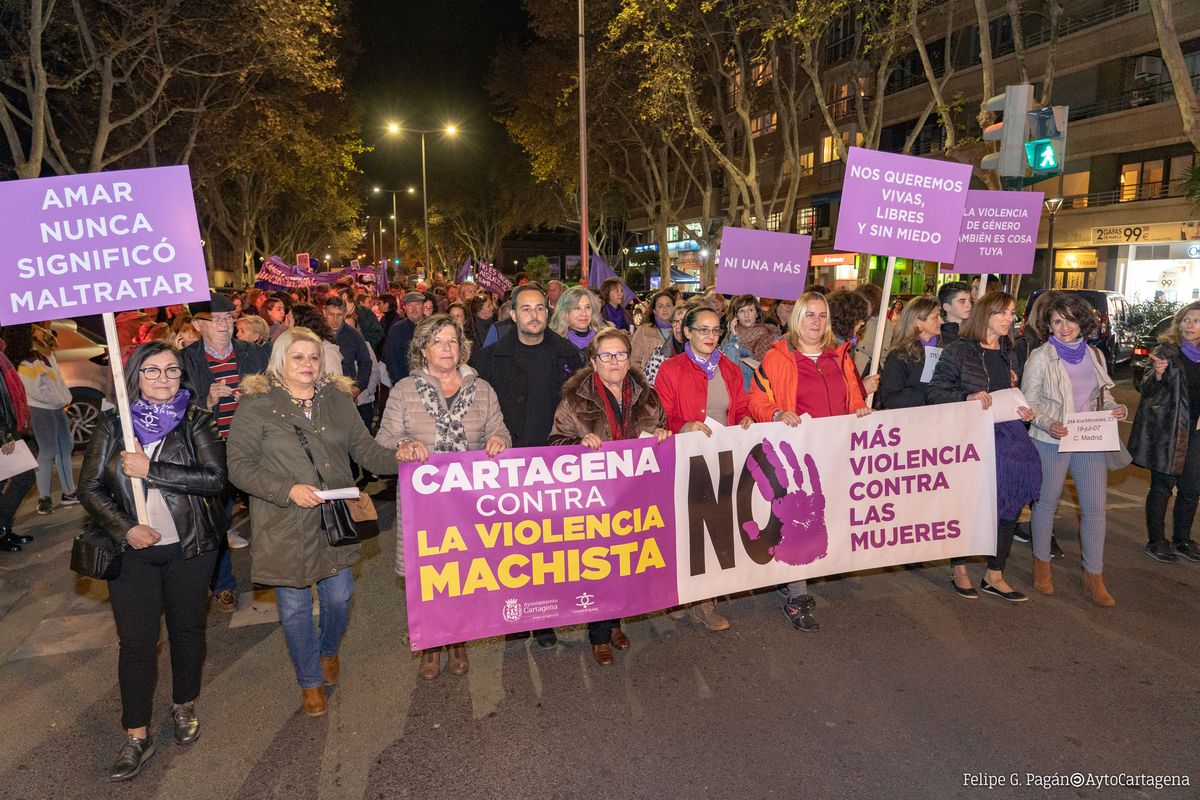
385,122,456,276
1043,196,1064,290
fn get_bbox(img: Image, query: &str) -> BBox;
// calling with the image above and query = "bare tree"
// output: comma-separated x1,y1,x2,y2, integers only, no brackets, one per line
1149,0,1200,151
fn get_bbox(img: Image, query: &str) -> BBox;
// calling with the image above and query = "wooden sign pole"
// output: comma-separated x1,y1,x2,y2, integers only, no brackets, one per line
101,312,149,525
863,255,896,407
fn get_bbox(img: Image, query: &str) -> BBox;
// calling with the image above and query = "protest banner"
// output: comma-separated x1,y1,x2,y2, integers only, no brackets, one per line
399,402,996,650
714,227,811,300
475,262,513,295
833,148,973,403
952,190,1044,275
0,166,210,523
254,255,377,290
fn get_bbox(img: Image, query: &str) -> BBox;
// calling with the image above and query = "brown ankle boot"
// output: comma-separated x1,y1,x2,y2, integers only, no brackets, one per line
320,655,340,685
418,649,441,681
1033,557,1053,595
1081,571,1116,607
301,686,327,716
687,599,731,631
447,643,469,675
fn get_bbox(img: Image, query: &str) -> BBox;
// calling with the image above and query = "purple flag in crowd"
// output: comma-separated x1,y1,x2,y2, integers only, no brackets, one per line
456,255,474,283
587,254,636,303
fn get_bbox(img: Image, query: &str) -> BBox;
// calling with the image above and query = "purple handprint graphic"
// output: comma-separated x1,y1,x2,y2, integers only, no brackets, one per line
741,439,828,566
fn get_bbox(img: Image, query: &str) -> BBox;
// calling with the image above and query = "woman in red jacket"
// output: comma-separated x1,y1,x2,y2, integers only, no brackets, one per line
654,307,753,632
747,291,877,632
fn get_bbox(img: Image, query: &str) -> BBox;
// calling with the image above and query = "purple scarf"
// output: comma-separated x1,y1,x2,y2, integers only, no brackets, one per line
654,317,673,332
601,304,627,330
566,328,596,350
923,335,939,348
130,389,191,446
1182,339,1200,363
684,342,721,380
1049,335,1086,365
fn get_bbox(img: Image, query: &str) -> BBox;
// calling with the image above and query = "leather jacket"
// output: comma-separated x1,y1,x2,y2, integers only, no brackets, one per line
78,407,228,557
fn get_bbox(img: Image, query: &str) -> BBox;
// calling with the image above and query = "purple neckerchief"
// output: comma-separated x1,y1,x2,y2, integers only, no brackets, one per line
1049,335,1087,365
684,342,721,380
130,389,191,446
1182,339,1200,363
566,328,596,350
654,317,673,331
601,304,626,329
923,335,939,348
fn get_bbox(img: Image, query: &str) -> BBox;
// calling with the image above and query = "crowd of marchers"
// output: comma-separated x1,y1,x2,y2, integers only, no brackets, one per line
1,272,1197,783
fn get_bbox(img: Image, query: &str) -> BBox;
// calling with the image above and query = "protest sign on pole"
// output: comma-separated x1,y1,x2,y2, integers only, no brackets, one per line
398,402,996,650
952,190,1044,275
0,165,210,524
475,262,513,296
713,227,811,300
833,147,973,402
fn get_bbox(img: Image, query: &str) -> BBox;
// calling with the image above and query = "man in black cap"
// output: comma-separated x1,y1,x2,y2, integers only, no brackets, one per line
382,291,425,385
180,293,269,612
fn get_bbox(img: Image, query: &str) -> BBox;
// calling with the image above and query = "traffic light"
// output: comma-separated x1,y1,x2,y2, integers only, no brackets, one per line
1025,105,1068,175
980,84,1034,178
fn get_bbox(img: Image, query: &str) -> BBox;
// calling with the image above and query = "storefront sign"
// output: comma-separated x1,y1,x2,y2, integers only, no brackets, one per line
399,403,997,650
1055,249,1099,269
0,166,209,324
714,226,811,300
810,252,857,267
834,147,972,263
952,190,1043,274
1091,221,1200,245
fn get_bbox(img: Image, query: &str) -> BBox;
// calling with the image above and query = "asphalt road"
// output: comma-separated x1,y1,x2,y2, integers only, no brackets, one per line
0,379,1197,800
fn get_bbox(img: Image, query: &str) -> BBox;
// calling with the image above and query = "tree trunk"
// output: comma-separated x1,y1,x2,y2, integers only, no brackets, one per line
1149,0,1200,151
654,217,671,287
973,0,995,129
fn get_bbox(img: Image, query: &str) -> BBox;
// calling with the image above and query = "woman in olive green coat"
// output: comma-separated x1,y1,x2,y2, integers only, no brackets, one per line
227,327,398,717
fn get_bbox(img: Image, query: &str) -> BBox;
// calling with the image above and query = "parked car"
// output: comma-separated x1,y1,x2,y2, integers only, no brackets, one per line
1020,289,1136,372
1130,314,1174,391
50,320,114,449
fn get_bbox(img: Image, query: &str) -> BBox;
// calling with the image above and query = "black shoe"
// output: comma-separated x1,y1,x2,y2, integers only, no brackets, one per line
979,579,1029,603
950,579,978,599
1050,536,1065,560
1012,522,1031,544
1174,540,1200,563
2,527,32,545
1144,540,1179,564
171,702,200,745
782,597,820,631
533,629,558,648
109,735,155,781
60,492,80,506
0,535,19,553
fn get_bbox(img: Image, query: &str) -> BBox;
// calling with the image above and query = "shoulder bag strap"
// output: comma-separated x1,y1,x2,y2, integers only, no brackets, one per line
293,425,329,490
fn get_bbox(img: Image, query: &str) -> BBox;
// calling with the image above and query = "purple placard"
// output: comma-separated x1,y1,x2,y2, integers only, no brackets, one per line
950,190,1044,275
0,166,209,324
400,438,679,651
834,147,972,263
714,226,811,301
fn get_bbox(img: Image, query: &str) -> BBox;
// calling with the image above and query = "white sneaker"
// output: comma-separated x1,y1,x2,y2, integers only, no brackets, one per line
227,529,249,549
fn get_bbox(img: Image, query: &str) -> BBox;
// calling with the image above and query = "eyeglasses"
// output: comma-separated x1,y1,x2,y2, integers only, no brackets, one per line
139,366,183,380
594,351,630,363
688,327,721,337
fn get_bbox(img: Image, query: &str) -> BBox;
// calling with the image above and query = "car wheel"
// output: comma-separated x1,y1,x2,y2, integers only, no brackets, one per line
66,391,103,450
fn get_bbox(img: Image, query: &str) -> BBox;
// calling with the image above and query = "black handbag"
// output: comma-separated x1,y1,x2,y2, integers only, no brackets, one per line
70,526,124,580
294,425,379,546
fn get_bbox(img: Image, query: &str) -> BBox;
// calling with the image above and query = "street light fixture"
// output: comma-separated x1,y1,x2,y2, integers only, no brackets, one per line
384,121,459,273
1044,196,1064,289
373,185,404,270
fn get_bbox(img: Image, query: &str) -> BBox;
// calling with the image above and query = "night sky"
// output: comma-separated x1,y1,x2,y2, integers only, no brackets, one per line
350,0,529,217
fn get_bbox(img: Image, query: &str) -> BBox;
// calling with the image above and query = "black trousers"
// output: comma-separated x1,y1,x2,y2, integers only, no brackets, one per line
1148,428,1200,546
951,518,1017,572
588,618,619,645
0,467,35,529
108,543,217,729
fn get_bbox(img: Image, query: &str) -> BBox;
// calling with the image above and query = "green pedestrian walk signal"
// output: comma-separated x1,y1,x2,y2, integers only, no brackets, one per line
1025,138,1058,171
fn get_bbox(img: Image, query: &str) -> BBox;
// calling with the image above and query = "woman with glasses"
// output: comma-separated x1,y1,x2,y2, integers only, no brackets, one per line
77,342,229,781
550,328,670,666
654,307,752,632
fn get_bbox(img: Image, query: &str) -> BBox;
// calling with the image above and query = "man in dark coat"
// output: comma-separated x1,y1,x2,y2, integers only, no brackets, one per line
382,292,425,384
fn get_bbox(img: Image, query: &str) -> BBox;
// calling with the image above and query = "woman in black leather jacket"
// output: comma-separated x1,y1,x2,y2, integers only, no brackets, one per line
78,342,228,783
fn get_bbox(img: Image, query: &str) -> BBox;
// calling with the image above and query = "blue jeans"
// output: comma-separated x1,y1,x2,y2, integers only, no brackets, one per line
275,568,354,689
210,497,236,593
29,407,76,497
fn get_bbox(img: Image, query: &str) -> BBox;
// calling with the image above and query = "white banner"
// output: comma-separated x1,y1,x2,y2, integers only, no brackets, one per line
672,402,998,604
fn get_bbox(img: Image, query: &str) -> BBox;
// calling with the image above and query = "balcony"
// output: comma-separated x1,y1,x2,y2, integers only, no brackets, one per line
1059,179,1189,210
1072,73,1200,122
1021,0,1142,49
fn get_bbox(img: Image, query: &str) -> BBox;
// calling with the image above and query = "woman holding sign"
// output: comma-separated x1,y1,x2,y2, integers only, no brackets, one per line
747,292,875,631
1129,300,1200,565
377,314,511,681
77,342,227,781
550,328,670,666
928,291,1040,602
227,328,400,717
1021,294,1126,605
878,296,941,409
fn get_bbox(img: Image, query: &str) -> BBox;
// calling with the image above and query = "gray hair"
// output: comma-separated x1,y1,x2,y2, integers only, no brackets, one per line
550,285,606,335
408,313,471,371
